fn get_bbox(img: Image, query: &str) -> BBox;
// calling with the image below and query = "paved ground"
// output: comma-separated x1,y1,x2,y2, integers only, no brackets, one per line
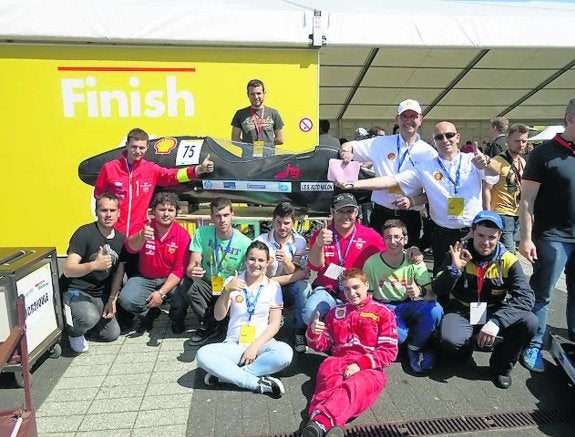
1,257,574,436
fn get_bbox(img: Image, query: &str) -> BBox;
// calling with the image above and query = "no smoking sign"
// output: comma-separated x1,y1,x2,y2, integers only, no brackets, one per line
299,117,313,132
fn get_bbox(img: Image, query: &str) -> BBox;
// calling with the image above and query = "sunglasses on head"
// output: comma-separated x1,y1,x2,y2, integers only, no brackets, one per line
433,132,457,141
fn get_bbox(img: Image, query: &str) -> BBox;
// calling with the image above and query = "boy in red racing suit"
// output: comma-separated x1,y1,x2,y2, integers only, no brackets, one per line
302,268,398,437
95,128,214,237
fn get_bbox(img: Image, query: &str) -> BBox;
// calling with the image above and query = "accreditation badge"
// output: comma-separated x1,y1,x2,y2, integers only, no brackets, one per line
211,275,224,295
388,185,404,198
447,197,465,219
239,324,256,345
253,140,265,158
469,302,487,325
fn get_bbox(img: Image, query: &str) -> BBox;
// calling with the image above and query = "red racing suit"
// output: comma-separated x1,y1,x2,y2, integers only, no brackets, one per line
94,151,198,237
306,296,398,429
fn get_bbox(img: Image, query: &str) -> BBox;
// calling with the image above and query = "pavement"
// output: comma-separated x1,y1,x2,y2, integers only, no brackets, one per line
1,257,574,437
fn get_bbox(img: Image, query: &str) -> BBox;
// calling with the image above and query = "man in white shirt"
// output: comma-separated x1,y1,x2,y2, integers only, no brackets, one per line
342,99,437,247
340,121,498,275
256,202,309,352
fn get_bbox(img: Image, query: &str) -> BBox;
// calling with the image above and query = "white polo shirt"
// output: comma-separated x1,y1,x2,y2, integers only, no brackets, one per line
255,230,307,277
395,152,499,229
352,134,437,209
225,272,283,344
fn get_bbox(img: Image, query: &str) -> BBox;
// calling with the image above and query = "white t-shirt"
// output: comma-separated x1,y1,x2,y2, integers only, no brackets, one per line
352,134,437,209
225,272,283,344
255,231,307,277
395,152,499,229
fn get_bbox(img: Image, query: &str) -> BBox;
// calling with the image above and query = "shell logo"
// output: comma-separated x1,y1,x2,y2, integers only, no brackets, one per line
434,172,443,180
387,153,396,161
235,295,244,303
154,137,177,155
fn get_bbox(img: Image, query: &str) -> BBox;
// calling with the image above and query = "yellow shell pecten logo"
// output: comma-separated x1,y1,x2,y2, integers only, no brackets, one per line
154,137,177,155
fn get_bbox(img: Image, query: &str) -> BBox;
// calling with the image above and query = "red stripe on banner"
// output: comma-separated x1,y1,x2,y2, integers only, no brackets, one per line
57,67,196,72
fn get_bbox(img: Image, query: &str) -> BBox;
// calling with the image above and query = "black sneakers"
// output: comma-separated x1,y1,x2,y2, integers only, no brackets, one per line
256,376,285,398
203,373,219,386
491,371,512,389
137,307,161,332
187,327,219,346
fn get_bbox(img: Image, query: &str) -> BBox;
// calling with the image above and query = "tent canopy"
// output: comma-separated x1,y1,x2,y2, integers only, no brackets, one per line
2,0,575,122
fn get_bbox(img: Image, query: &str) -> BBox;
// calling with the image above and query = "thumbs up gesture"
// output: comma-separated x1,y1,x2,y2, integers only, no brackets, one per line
93,246,112,271
316,219,333,247
141,217,154,241
406,276,421,300
196,154,214,175
310,311,325,335
471,142,490,170
227,270,246,292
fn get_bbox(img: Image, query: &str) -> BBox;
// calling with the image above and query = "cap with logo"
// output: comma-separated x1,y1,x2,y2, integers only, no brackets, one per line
397,99,422,115
472,210,503,230
332,193,358,210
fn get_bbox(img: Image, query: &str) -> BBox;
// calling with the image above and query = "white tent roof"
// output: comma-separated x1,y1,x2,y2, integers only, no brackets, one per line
529,125,565,142
2,0,575,122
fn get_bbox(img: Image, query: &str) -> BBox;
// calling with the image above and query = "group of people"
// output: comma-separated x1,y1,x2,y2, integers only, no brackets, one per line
60,92,575,437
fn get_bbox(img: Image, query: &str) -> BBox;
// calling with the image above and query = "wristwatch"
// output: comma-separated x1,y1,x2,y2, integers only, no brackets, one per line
157,290,167,301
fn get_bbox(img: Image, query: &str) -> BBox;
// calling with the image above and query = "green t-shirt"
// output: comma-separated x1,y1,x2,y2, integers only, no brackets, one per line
189,225,252,283
363,252,431,302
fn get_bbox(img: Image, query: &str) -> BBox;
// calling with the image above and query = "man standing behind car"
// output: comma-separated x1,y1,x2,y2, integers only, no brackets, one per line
231,79,285,158
95,127,214,238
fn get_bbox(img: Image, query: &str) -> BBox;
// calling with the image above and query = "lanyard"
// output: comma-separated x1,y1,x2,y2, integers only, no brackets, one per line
213,228,234,274
243,282,265,321
334,227,357,266
396,136,411,172
554,134,575,156
250,107,265,140
501,151,523,185
476,262,489,302
270,231,296,258
436,154,462,195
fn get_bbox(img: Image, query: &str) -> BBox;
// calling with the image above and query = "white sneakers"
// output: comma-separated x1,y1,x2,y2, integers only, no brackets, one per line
68,335,89,353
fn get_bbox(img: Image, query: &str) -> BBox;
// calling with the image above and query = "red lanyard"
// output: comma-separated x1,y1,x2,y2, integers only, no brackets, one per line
554,134,575,156
250,107,265,140
476,263,489,302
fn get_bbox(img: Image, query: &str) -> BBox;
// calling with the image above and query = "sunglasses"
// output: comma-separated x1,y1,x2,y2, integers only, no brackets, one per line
433,132,458,141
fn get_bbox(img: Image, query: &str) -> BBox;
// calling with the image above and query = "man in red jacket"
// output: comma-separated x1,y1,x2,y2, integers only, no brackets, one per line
303,268,398,437
95,128,214,238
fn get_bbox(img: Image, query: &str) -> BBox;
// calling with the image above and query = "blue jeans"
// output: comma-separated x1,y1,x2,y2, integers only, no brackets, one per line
302,286,342,325
118,276,187,322
196,339,293,391
386,300,443,349
500,215,519,254
282,280,308,331
63,289,119,341
529,239,575,348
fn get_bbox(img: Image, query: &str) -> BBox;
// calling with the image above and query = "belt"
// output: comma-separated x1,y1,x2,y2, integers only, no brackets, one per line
374,204,417,217
433,222,470,233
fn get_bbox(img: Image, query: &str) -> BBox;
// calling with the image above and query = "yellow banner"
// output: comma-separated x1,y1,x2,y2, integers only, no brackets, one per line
0,45,319,253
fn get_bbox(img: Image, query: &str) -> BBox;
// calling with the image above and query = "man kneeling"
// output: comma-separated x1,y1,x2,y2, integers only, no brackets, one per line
302,268,398,437
432,211,537,389
61,193,125,353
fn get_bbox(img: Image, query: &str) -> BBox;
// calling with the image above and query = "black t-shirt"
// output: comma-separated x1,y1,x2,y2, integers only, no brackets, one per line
522,136,575,241
64,222,127,298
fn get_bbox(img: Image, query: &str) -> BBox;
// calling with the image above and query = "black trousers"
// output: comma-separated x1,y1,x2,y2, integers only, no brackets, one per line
431,223,470,275
370,204,422,247
438,301,538,375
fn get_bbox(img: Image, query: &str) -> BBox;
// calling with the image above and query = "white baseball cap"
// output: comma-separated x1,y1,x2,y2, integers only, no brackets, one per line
397,99,422,115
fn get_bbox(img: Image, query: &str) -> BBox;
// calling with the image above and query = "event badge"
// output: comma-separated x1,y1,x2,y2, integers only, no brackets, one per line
469,302,487,325
324,263,345,280
253,140,264,158
211,275,224,295
64,304,74,327
239,324,256,345
447,197,465,219
388,185,404,199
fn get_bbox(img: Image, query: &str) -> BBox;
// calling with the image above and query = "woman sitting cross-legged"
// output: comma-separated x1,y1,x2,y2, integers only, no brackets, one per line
196,240,293,397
